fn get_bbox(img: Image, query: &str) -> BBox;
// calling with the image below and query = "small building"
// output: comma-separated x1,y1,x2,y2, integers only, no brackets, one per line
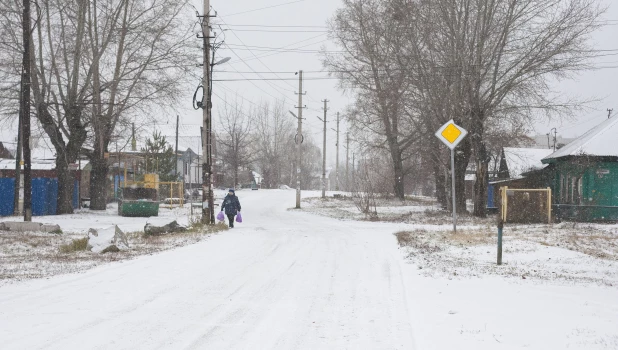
542,115,618,221
487,147,554,210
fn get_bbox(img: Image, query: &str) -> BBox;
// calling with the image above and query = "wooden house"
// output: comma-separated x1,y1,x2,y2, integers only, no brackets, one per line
542,116,618,221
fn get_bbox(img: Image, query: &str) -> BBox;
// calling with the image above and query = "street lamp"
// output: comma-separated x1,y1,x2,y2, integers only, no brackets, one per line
213,57,231,66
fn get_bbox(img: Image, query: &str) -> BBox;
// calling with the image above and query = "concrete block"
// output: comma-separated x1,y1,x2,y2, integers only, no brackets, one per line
2,221,44,232
41,224,62,233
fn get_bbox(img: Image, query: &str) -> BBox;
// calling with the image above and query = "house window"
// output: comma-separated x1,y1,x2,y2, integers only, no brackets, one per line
577,177,583,205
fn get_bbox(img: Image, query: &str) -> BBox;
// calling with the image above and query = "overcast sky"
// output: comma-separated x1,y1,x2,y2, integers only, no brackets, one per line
180,0,618,151
2,0,617,157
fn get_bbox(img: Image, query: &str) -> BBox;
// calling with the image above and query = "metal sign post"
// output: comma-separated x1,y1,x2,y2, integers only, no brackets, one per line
435,120,468,233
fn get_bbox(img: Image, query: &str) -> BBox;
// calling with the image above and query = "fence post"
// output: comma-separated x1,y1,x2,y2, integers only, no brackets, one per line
497,219,503,265
547,187,552,224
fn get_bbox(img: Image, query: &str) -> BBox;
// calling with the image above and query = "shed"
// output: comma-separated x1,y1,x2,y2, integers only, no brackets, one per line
542,115,618,221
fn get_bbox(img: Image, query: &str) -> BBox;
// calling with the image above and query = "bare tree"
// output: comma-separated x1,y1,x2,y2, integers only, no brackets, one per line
86,0,197,210
328,0,604,216
0,0,197,212
410,0,604,216
217,96,254,188
252,100,295,188
323,0,418,200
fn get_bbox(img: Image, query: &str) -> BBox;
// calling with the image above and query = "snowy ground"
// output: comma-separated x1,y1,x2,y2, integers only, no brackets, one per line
0,190,617,349
0,191,228,285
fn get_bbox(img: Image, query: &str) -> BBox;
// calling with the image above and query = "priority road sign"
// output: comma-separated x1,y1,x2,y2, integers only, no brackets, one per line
435,120,468,150
435,119,468,233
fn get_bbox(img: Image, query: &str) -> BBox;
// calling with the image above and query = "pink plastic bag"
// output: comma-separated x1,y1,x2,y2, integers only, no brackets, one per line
236,212,242,223
216,211,225,222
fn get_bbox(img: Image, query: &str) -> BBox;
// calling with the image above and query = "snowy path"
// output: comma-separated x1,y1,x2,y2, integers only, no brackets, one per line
0,190,417,349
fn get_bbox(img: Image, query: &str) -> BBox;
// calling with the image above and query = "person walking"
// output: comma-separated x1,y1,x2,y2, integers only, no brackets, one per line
220,188,241,228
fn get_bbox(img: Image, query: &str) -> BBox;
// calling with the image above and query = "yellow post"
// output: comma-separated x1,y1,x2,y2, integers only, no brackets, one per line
180,182,184,206
502,186,508,223
547,187,552,224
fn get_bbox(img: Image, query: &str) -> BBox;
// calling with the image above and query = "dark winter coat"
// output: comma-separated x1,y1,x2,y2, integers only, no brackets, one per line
221,194,241,216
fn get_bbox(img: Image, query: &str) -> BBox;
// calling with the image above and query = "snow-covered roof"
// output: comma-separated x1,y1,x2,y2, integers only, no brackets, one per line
0,158,56,170
503,147,553,178
543,116,618,162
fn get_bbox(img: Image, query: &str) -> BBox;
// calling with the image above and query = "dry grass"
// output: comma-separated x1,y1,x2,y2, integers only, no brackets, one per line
448,229,494,246
302,195,496,226
396,224,618,286
0,222,229,286
396,229,494,250
59,237,89,253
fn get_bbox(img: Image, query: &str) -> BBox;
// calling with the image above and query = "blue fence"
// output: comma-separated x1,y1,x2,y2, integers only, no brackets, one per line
0,178,79,216
0,178,15,216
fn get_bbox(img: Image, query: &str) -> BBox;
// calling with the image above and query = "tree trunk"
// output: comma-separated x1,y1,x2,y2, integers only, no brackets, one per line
470,112,488,217
89,156,109,210
233,164,238,189
433,161,447,209
393,157,405,200
473,144,489,217
455,137,472,214
387,137,405,200
55,159,74,214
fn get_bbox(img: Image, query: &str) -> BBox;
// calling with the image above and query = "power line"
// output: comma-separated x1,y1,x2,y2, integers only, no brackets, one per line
223,44,342,54
219,24,328,29
217,15,299,103
224,0,305,17
224,33,328,64
225,29,327,33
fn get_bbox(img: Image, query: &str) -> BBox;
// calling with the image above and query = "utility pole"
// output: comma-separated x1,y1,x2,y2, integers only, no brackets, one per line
175,115,179,180
13,106,23,215
294,70,305,208
200,0,214,224
345,132,349,192
319,100,329,198
551,127,557,152
334,112,340,191
352,151,355,186
20,0,32,222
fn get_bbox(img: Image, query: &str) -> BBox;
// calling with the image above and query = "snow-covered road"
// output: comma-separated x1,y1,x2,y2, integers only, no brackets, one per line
2,190,618,349
0,190,418,349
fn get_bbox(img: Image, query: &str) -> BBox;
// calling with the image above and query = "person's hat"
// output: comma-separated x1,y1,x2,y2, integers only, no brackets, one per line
228,188,235,193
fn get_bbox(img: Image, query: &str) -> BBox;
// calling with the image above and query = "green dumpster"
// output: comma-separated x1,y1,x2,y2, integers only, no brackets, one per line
118,200,159,217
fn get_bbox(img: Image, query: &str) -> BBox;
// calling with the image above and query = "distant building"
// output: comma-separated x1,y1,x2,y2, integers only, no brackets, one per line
530,134,575,150
0,142,13,159
497,147,554,180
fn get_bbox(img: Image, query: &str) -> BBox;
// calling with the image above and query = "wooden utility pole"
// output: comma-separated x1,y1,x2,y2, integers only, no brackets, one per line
295,70,304,208
320,100,329,198
175,115,179,179
13,106,23,215
200,0,214,224
345,132,349,192
20,0,32,221
334,112,340,191
352,151,355,186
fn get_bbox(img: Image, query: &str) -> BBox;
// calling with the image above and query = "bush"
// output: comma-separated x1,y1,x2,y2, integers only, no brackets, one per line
59,237,89,253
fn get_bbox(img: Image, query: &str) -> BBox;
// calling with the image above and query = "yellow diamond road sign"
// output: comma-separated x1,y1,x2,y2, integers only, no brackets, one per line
435,120,468,150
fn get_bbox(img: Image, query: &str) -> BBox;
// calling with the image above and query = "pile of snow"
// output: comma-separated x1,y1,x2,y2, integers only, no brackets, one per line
87,225,129,253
